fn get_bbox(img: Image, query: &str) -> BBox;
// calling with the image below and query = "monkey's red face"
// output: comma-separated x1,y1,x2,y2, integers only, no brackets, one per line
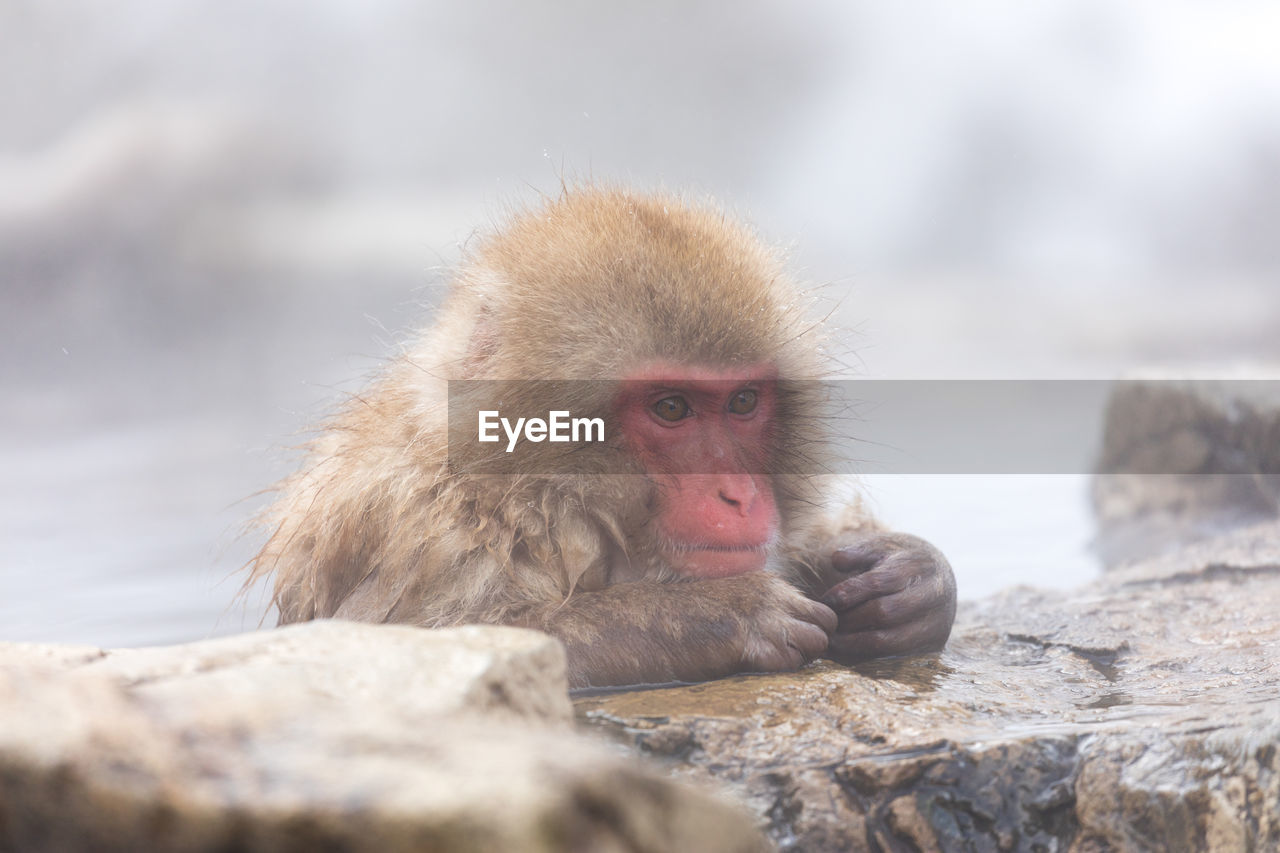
616,364,780,579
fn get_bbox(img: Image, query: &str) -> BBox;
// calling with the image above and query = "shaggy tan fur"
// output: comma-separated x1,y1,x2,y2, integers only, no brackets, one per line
246,186,878,686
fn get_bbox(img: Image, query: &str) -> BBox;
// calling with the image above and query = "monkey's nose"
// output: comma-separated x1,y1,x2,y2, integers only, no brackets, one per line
717,476,759,516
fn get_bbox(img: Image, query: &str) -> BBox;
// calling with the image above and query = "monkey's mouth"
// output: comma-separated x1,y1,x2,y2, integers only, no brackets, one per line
666,535,776,555
664,538,776,578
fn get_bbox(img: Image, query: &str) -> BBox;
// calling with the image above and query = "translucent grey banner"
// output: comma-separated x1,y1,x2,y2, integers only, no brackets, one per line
446,379,1280,475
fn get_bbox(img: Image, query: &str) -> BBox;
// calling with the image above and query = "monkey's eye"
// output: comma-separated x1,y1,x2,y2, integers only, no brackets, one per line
727,389,758,415
652,396,691,422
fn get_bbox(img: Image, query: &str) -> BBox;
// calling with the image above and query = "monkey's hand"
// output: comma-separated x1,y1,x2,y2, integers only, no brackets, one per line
819,532,956,663
540,572,836,688
735,572,838,673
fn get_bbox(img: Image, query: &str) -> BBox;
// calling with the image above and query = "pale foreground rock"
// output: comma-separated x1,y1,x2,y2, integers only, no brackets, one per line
0,621,767,852
578,521,1280,852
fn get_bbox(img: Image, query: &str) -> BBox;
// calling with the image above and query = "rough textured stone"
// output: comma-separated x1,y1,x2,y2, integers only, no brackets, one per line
1093,378,1280,565
577,521,1280,852
0,621,767,853
61,619,571,724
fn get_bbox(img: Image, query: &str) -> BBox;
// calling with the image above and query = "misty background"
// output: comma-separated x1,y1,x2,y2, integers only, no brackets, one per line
3,2,1278,647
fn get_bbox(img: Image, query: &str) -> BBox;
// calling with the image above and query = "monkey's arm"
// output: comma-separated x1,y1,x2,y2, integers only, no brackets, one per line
515,573,836,689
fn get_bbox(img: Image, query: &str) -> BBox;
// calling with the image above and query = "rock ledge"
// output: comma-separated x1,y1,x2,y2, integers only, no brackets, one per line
579,521,1280,851
0,621,767,853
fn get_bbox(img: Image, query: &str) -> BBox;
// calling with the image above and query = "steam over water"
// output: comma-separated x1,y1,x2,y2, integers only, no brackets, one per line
3,3,1277,647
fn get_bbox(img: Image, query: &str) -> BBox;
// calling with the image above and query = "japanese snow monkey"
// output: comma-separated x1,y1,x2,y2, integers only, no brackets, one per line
247,187,956,688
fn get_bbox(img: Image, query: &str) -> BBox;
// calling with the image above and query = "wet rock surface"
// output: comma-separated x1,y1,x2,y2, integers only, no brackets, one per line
1093,378,1280,565
0,621,766,853
577,521,1280,852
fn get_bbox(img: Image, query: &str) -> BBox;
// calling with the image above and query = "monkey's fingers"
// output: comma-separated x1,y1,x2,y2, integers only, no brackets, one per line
741,614,829,671
826,613,951,664
834,573,949,633
831,536,894,575
820,553,918,611
795,596,838,635
787,617,832,662
831,532,921,574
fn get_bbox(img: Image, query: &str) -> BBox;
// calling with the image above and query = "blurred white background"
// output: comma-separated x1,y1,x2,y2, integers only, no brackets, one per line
3,1,1278,646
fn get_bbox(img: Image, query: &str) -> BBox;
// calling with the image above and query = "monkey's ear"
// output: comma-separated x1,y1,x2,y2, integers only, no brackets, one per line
462,308,500,378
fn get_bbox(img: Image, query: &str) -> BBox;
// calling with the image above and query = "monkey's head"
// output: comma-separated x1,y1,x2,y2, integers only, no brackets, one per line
437,188,832,579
